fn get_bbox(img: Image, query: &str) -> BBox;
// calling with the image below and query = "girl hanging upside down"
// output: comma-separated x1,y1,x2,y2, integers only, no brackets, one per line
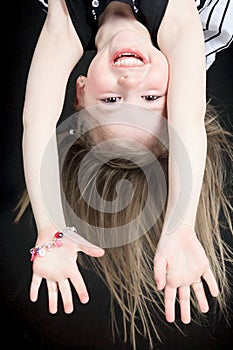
16,0,233,348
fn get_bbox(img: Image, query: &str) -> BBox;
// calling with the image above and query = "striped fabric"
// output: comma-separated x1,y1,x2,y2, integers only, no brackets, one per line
37,0,233,70
199,0,233,69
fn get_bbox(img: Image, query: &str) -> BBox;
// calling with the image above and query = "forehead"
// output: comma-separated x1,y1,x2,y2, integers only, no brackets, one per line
81,103,168,140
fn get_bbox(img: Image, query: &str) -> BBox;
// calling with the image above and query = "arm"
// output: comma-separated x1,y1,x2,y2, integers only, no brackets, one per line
23,0,83,233
158,0,206,229
154,0,218,323
23,0,104,313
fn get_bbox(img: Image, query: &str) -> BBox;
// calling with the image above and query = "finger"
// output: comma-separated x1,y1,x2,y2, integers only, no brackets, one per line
58,279,74,314
154,253,167,290
69,269,89,304
192,280,209,313
178,286,191,324
202,267,219,297
164,286,177,322
46,280,58,314
30,274,42,302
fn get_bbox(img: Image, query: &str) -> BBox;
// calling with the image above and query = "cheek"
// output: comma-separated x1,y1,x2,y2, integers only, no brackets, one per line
156,63,169,93
84,67,112,107
158,57,169,88
87,65,101,89
162,67,169,92
87,55,110,87
152,52,169,91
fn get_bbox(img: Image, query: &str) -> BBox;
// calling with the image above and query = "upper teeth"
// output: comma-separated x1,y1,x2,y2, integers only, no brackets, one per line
118,53,138,58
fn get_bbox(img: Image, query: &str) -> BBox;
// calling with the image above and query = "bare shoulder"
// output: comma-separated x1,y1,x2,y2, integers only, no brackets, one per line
157,0,202,51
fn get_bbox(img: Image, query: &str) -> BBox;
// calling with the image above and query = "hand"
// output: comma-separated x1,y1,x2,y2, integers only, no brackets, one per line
154,225,219,324
30,232,105,314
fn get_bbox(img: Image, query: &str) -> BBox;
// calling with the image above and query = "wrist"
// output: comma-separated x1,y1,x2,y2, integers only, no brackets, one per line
32,226,80,260
30,230,64,261
36,225,59,242
161,222,195,235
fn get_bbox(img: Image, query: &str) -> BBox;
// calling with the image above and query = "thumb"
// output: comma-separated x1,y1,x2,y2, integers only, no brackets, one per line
75,234,105,257
79,243,105,258
63,227,105,257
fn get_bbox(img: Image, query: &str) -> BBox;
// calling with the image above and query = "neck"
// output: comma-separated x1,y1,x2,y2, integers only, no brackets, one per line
95,2,150,50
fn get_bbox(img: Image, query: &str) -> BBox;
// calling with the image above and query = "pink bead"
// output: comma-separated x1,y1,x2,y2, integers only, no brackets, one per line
30,251,35,261
55,240,62,247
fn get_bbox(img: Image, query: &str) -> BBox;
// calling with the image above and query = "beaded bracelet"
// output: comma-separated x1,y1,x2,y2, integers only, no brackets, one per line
30,231,64,261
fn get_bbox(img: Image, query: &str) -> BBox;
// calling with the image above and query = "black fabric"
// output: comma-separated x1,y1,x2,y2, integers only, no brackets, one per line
197,0,206,10
64,0,169,50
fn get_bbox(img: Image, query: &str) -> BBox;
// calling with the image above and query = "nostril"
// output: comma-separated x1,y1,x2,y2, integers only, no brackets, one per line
118,74,139,86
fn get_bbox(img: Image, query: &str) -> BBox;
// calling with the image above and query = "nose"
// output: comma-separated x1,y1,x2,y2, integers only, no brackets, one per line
117,72,142,89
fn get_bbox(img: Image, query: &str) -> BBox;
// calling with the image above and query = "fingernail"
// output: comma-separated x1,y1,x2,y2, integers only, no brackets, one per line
82,296,89,304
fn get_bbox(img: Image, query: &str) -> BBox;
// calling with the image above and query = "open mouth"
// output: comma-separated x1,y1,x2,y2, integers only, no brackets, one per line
112,50,146,67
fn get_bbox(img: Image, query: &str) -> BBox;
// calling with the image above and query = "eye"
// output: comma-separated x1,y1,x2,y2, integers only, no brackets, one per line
142,95,160,102
101,97,121,104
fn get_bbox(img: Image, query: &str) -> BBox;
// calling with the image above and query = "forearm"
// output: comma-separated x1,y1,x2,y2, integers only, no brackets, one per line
23,124,65,235
165,40,206,230
164,121,207,231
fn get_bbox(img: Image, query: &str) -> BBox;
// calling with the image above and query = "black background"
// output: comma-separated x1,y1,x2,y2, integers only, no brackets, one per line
1,1,233,349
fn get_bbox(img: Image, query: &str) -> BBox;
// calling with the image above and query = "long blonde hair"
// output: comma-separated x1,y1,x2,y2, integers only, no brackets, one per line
15,104,233,349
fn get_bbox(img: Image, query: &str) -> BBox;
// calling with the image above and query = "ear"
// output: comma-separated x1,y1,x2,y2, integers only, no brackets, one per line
75,75,87,110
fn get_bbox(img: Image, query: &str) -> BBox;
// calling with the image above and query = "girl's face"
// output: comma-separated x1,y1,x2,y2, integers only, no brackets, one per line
77,30,169,114
76,30,169,143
